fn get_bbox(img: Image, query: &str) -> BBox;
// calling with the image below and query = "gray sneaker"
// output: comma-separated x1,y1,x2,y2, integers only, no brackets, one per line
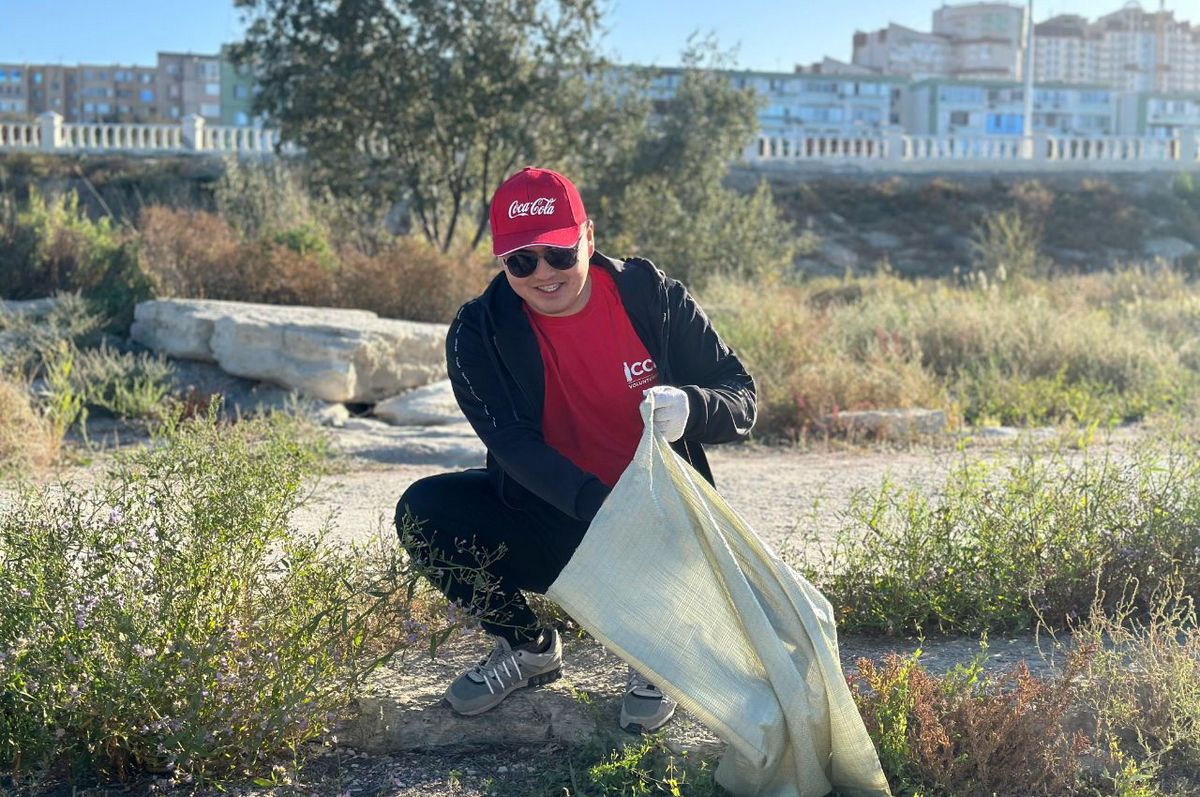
444,629,563,716
619,667,677,733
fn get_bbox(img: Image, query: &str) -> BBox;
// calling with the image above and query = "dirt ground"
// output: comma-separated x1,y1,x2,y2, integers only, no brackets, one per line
25,425,1126,797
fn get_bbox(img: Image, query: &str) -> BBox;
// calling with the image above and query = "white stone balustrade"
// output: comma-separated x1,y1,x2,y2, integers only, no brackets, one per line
0,112,284,157
750,129,1200,171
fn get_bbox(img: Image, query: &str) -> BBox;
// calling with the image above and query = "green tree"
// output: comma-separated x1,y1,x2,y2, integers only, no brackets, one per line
596,38,795,285
233,0,642,253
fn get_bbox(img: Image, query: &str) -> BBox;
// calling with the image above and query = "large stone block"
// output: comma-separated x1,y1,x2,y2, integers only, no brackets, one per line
373,380,463,426
131,299,447,403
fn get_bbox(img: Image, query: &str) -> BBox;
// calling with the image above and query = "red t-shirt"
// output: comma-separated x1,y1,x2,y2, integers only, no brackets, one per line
525,268,659,487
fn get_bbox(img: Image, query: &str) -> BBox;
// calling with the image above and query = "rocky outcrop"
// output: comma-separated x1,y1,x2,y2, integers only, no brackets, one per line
131,300,447,403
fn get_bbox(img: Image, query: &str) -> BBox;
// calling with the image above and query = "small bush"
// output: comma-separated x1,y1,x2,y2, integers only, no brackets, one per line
1071,584,1200,793
851,648,1083,796
137,206,242,298
70,342,175,419
0,409,447,790
336,239,493,323
0,189,150,327
970,208,1049,283
802,438,1200,635
0,293,105,376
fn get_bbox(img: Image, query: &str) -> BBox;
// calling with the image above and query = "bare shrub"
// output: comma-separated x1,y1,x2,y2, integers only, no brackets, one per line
138,206,241,298
336,239,493,323
852,650,1084,796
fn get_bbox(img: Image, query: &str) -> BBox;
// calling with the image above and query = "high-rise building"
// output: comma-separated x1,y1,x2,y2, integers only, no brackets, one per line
853,2,1027,81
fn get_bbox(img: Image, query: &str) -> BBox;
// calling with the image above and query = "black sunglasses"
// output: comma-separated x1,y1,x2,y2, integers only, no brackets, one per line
502,241,580,278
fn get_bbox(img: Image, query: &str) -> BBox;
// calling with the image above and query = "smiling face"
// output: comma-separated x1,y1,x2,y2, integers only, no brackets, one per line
504,220,595,317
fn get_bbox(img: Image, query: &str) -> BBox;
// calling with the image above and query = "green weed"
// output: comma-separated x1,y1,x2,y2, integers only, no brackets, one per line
802,438,1200,635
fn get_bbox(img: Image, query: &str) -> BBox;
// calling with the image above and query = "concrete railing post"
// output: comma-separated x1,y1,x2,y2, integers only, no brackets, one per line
885,128,906,164
1181,127,1198,167
182,114,205,151
1031,132,1049,165
38,111,62,152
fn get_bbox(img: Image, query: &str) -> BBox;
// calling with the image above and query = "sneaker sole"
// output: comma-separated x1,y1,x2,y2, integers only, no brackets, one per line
620,704,677,734
444,667,563,717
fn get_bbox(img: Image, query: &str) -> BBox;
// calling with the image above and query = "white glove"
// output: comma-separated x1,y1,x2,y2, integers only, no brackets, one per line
642,385,690,443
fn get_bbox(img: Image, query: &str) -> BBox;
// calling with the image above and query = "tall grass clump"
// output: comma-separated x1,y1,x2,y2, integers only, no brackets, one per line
801,437,1200,635
0,408,451,790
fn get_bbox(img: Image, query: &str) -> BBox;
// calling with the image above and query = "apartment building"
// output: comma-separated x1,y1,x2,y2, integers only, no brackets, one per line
1035,5,1200,93
852,25,954,78
905,78,1116,136
0,64,28,118
219,44,255,126
853,2,1027,80
156,52,222,123
932,2,1026,79
75,63,159,122
1119,91,1200,135
646,67,904,139
26,65,76,118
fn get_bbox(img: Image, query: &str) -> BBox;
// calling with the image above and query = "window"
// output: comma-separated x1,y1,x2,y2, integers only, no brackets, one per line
166,64,179,76
169,106,180,118
140,73,153,83
0,70,7,82
33,71,42,84
200,103,220,117
168,85,180,99
950,110,970,125
234,111,249,126
205,82,220,96
114,70,131,82
96,103,110,113
84,102,95,112
12,69,21,80
985,112,1024,134
140,89,154,102
233,84,249,99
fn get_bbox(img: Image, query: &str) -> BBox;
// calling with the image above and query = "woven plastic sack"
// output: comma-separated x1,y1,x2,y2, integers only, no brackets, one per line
547,394,891,797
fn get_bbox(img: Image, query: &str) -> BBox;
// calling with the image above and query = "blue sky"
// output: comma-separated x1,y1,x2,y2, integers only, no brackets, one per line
0,0,1150,72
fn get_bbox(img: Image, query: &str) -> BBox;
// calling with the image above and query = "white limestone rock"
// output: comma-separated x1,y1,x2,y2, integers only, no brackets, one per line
131,299,448,403
372,380,463,426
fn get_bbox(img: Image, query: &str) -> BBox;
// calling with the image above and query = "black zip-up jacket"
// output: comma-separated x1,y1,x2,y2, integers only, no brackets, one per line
447,252,757,523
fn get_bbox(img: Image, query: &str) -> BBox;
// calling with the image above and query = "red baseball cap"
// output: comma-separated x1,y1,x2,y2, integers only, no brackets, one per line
489,167,588,257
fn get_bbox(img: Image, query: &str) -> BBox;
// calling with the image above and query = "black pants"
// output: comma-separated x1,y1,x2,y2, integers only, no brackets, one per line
395,469,590,645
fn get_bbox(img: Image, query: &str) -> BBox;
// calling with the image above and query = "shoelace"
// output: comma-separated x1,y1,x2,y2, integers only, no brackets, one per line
472,643,525,695
626,669,662,697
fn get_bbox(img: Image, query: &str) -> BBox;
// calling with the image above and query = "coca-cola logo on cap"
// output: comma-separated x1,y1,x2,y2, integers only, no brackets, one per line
508,197,557,219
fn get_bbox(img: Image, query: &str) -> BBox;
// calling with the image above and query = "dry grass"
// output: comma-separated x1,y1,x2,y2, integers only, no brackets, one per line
0,377,57,472
700,267,1198,438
